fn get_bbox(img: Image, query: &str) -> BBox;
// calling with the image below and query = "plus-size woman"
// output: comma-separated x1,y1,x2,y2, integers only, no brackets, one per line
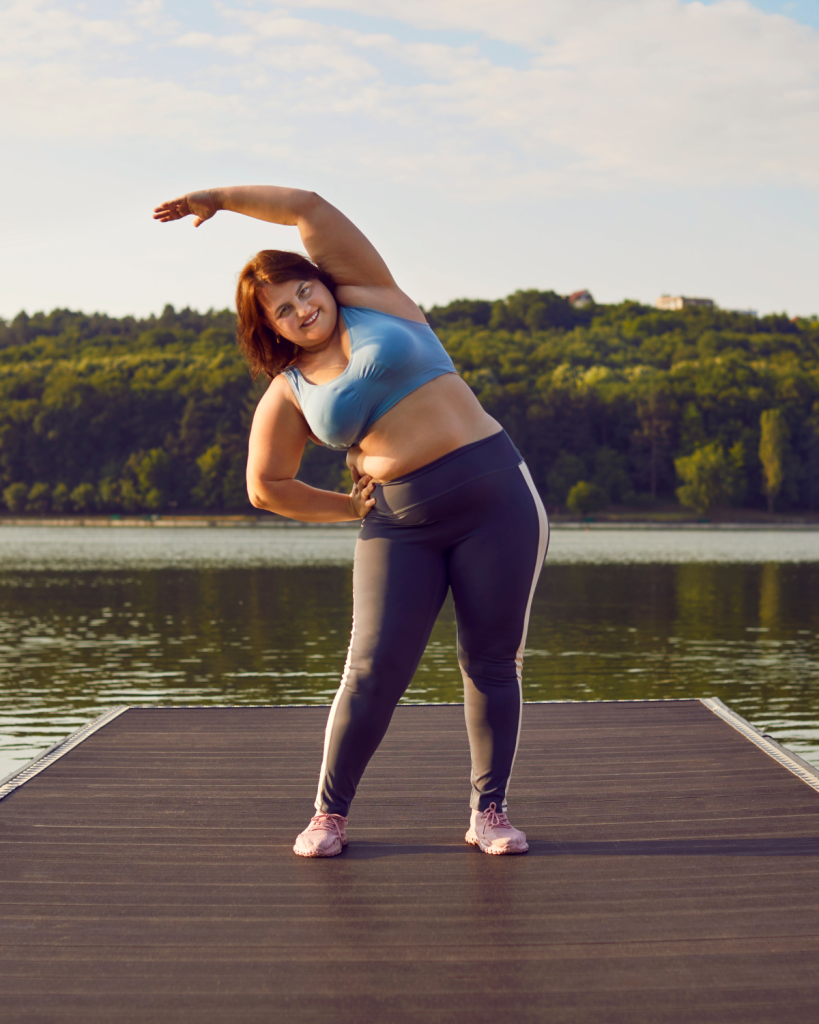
154,186,549,857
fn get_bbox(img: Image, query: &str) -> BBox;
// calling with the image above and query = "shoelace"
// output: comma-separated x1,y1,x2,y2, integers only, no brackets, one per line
480,802,513,832
305,813,346,838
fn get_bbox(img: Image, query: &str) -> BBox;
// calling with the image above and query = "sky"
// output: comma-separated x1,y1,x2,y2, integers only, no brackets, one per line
0,0,817,320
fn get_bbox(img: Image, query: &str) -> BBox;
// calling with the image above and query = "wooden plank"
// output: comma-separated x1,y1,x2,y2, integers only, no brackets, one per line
1,701,818,1023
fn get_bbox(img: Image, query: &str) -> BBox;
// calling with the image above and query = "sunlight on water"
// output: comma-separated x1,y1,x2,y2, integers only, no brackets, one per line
0,525,360,570
550,527,819,564
2,524,819,569
0,525,818,781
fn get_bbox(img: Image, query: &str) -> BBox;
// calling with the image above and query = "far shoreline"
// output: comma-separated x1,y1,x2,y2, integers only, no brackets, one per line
2,513,819,531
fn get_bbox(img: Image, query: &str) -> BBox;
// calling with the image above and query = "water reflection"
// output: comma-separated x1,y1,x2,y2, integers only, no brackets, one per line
0,527,818,779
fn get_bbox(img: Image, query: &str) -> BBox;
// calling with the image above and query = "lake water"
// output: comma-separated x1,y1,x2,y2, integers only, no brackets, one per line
1,525,818,781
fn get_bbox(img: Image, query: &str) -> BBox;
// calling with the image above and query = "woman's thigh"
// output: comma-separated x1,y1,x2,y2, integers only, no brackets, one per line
448,465,548,678
345,527,450,701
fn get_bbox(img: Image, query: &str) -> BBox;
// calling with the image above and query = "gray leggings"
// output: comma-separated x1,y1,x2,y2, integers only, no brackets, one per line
315,430,549,816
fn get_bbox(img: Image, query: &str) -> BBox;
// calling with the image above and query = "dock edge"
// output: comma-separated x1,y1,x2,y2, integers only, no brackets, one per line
0,705,129,802
701,697,819,794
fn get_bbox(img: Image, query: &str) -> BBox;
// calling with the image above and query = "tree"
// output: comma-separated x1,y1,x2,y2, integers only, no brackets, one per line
423,299,492,329
192,444,225,509
51,482,70,512
70,482,97,512
124,449,173,511
803,404,819,511
222,451,251,509
675,443,732,515
119,479,141,512
632,377,673,500
546,453,586,507
758,409,789,513
489,290,579,331
26,482,51,514
96,478,120,511
566,481,608,516
3,482,28,513
2,296,819,516
592,447,634,505
725,441,748,506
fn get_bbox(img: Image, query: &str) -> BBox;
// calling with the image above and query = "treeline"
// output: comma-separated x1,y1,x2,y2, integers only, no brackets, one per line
1,294,818,515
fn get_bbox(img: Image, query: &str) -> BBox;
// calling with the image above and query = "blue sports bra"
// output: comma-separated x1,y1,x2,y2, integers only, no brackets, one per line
281,305,456,451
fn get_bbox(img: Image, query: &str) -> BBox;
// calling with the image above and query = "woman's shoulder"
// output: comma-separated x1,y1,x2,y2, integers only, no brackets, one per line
250,373,305,429
265,369,301,402
335,285,427,325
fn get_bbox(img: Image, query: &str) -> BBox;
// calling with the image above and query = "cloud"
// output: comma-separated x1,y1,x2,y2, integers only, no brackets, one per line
0,0,816,192
0,0,138,58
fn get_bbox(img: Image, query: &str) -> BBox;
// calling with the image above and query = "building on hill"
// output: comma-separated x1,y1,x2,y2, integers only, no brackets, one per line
656,295,715,311
568,289,593,308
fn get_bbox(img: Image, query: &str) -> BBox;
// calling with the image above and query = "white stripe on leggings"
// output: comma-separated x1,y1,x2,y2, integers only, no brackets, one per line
503,463,549,809
314,609,356,812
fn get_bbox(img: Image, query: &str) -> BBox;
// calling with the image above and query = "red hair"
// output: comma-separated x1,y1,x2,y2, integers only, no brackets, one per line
235,250,336,379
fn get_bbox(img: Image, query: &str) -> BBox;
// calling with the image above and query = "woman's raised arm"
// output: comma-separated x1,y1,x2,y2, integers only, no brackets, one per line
153,186,409,302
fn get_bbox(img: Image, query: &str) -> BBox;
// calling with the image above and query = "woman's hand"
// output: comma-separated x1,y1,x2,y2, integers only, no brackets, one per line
152,190,220,227
349,466,376,519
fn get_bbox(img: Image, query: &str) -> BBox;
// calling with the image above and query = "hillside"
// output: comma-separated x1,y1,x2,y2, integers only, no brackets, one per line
1,294,817,515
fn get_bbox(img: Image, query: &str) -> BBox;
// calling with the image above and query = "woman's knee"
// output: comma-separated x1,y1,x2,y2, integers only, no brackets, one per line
344,650,413,701
458,650,520,689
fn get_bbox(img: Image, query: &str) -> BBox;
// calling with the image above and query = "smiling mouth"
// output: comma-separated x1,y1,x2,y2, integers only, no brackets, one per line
302,309,320,328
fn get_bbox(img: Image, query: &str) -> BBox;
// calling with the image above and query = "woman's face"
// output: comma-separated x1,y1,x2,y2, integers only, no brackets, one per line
257,278,337,349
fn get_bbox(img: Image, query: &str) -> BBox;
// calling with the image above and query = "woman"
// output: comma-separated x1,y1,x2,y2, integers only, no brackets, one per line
154,186,549,857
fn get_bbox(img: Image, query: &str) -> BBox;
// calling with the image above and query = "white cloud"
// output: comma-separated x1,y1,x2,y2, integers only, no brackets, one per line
0,65,248,145
0,0,137,58
0,0,816,192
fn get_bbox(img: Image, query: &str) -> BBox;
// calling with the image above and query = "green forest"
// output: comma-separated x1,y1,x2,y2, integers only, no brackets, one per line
1,292,817,517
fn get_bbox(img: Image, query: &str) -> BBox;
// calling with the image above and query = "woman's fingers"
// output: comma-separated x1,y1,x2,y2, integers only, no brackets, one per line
152,197,190,221
152,191,216,225
349,471,377,517
349,468,376,519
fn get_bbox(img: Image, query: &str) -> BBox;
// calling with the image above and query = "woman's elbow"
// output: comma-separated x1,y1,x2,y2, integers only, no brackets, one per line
247,476,292,511
246,477,269,510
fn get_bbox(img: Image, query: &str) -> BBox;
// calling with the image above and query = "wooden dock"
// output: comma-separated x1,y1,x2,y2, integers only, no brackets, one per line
1,699,818,1023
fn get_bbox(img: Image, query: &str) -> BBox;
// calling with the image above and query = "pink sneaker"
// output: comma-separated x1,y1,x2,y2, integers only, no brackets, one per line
293,813,348,858
465,803,529,855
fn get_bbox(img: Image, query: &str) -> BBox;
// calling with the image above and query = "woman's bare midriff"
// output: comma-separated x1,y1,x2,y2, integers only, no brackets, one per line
345,373,502,483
